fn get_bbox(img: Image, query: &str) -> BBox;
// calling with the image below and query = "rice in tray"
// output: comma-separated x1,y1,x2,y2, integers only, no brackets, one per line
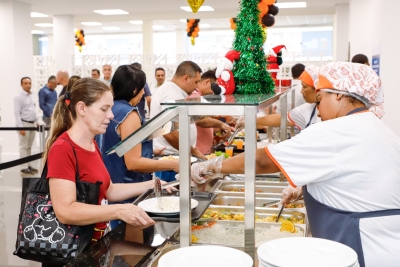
192,223,303,247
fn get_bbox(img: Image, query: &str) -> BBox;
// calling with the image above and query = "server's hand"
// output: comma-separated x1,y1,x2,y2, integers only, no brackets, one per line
235,116,245,131
281,185,303,205
190,156,224,184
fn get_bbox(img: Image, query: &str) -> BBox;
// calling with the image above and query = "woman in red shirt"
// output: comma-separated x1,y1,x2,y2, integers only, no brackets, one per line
43,78,155,256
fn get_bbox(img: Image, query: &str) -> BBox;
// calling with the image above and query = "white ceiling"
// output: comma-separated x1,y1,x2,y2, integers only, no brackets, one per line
24,0,348,34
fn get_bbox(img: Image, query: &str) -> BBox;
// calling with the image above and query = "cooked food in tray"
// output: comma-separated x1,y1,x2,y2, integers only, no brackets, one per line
205,151,230,160
189,221,303,246
268,202,305,209
201,210,305,224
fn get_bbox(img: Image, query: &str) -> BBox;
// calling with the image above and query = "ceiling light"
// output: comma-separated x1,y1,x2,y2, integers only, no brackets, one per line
275,2,307,8
81,22,102,26
129,20,143,25
94,9,129,15
152,25,165,30
180,6,214,12
179,19,187,23
34,23,53,28
31,30,44,34
31,12,48,17
200,23,210,28
102,26,121,30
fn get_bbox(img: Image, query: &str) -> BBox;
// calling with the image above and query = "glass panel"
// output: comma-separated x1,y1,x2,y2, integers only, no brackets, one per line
161,93,279,106
106,106,179,156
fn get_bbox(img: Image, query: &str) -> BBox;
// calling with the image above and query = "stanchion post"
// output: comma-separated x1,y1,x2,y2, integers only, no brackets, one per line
39,125,46,152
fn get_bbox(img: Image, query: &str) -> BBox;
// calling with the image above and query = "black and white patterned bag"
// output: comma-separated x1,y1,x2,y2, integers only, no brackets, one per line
14,140,101,265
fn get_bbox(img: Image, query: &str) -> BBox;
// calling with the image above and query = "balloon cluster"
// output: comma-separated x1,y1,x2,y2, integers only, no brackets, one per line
259,0,279,27
75,29,85,52
186,19,200,46
230,0,279,30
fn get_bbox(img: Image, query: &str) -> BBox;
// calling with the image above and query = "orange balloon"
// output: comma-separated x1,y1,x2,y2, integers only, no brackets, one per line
192,32,199,37
263,0,276,5
258,2,269,17
193,27,199,33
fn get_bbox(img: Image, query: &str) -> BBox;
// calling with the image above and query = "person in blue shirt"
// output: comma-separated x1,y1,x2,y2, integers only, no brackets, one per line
97,65,179,229
38,75,57,127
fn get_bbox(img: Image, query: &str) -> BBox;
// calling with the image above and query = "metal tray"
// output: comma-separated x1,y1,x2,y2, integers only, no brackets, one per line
132,189,216,222
210,194,281,208
210,180,288,193
172,221,306,247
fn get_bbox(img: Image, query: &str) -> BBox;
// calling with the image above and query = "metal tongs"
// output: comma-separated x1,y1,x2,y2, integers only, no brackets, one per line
154,177,163,209
223,128,240,147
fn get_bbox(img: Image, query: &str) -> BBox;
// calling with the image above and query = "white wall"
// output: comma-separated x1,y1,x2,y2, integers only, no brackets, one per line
0,1,34,158
333,4,349,61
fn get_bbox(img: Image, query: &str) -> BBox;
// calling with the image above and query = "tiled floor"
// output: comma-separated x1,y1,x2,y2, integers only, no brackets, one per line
0,158,42,267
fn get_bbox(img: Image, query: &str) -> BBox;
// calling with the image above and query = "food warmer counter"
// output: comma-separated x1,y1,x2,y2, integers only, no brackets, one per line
104,90,294,261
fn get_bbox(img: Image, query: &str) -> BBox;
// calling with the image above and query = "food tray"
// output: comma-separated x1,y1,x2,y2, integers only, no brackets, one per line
132,189,216,222
210,180,289,194
210,193,282,208
172,220,306,247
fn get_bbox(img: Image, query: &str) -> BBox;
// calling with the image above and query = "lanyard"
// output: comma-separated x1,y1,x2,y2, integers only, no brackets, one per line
346,107,368,116
305,104,317,128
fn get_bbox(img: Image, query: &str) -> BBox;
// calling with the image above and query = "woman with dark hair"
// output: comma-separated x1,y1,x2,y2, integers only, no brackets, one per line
43,78,155,266
99,65,179,228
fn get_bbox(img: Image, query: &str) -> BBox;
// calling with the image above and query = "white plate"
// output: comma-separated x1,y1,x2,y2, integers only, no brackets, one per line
257,237,358,267
158,245,253,267
158,155,197,163
137,196,198,215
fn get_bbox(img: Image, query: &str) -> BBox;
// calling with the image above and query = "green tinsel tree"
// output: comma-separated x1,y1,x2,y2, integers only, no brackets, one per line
233,0,275,95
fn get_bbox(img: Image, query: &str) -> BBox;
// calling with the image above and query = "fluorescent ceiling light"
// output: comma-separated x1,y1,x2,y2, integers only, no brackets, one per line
152,25,165,30
180,6,214,12
179,19,187,23
129,20,143,25
94,9,129,15
34,23,53,28
102,26,121,30
31,12,48,17
81,22,102,26
275,2,307,8
31,30,44,34
200,23,210,28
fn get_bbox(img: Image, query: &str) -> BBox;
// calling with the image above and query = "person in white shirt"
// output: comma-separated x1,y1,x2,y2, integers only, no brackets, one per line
191,62,399,267
150,67,166,95
236,65,320,131
14,77,38,175
100,64,112,86
274,63,306,114
150,61,205,159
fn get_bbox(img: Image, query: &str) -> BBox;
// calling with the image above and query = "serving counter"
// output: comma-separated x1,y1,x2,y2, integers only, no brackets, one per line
74,89,296,266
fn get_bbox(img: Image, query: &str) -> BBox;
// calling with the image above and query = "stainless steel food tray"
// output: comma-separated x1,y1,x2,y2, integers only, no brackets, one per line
210,180,288,194
210,193,282,208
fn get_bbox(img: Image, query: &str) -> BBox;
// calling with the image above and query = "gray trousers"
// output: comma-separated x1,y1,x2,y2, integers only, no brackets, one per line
19,121,36,169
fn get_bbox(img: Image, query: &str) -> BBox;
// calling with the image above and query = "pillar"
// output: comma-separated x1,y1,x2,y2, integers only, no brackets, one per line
333,4,349,61
142,20,154,85
176,29,186,54
0,1,33,159
53,15,74,74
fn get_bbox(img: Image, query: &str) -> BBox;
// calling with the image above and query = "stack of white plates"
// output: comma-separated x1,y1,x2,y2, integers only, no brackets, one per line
257,237,359,267
158,245,253,267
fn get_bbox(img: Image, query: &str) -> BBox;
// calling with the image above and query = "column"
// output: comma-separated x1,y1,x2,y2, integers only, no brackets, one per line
176,29,186,54
379,0,400,136
53,15,75,74
0,1,33,159
333,4,349,61
142,20,154,85
348,0,373,59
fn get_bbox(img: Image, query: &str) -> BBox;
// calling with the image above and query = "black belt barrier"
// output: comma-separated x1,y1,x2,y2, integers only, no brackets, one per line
0,153,43,170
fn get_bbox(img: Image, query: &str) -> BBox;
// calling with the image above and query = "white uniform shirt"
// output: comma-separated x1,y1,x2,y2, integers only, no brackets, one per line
275,80,305,113
266,111,400,266
150,81,197,155
287,103,321,130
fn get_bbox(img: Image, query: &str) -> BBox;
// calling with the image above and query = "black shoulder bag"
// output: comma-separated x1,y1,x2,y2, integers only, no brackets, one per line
14,140,102,265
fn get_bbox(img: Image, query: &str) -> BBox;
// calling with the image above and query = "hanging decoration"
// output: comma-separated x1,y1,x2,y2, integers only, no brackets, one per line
186,19,200,46
75,29,85,52
186,0,205,13
230,18,237,30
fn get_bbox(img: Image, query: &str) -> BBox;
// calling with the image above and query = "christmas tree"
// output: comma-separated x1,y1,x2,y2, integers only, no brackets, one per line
233,0,275,95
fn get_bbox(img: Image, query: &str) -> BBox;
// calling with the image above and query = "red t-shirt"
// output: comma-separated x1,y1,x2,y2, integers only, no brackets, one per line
187,89,214,154
47,132,111,241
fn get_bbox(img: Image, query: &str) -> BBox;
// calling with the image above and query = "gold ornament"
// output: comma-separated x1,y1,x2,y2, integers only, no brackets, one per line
187,0,205,13
191,36,196,46
262,27,267,44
